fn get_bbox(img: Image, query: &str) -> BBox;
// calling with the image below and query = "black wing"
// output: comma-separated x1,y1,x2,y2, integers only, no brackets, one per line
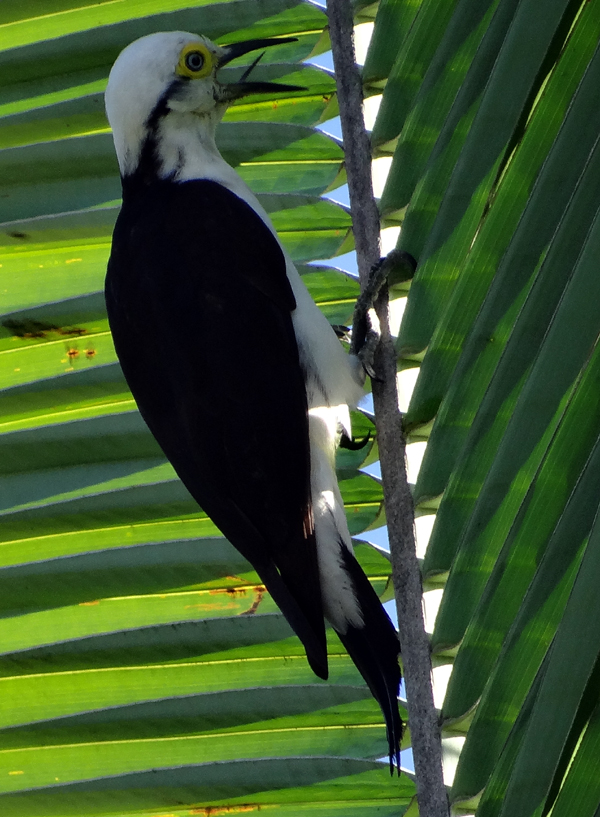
105,177,327,678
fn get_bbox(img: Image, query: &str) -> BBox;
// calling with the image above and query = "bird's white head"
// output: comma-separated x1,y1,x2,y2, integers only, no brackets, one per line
105,31,301,180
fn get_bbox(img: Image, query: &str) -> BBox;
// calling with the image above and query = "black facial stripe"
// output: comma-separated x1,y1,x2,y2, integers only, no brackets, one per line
145,79,181,131
130,80,182,184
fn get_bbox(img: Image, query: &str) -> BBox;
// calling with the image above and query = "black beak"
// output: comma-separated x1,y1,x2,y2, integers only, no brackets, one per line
217,36,306,100
219,36,297,67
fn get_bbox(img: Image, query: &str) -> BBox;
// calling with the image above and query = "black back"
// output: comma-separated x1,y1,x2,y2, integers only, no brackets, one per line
106,177,328,677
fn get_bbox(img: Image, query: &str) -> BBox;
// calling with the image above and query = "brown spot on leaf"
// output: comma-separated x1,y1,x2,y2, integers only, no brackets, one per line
2,319,88,340
244,586,266,615
209,587,247,597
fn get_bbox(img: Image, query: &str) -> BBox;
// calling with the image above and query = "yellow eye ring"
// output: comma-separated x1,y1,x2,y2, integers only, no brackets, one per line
177,42,213,79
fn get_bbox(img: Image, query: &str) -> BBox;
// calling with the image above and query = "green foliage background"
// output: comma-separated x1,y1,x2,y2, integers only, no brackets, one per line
2,1,600,816
0,2,412,815
370,0,600,814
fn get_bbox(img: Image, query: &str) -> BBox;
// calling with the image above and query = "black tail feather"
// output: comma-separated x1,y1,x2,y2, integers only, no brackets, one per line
259,561,329,680
336,547,403,773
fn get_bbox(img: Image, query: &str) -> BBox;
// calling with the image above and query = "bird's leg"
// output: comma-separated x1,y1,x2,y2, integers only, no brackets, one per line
351,249,417,380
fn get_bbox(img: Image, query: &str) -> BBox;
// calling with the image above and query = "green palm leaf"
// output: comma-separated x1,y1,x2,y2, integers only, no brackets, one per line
369,0,600,812
0,2,412,814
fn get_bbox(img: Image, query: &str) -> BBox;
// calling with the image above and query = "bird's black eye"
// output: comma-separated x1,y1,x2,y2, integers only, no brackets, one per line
184,51,204,73
177,43,213,78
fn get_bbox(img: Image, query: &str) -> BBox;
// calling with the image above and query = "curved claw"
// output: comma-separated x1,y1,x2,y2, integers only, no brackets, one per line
358,328,383,382
339,430,372,450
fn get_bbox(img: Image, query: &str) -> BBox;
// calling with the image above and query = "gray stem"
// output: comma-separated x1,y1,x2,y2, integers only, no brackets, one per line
326,3,449,815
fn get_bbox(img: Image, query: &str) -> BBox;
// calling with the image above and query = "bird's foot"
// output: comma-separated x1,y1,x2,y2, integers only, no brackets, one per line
357,323,382,381
351,249,416,380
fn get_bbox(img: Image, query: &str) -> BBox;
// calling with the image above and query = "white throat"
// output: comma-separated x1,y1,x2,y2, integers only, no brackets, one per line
153,108,224,181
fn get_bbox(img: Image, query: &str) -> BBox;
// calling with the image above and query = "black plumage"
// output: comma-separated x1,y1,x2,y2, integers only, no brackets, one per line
336,546,403,772
106,176,328,678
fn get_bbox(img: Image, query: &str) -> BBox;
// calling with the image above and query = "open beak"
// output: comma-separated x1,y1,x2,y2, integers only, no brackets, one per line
217,36,306,100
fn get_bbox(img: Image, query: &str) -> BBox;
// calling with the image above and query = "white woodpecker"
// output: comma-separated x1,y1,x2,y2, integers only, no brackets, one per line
104,31,402,771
